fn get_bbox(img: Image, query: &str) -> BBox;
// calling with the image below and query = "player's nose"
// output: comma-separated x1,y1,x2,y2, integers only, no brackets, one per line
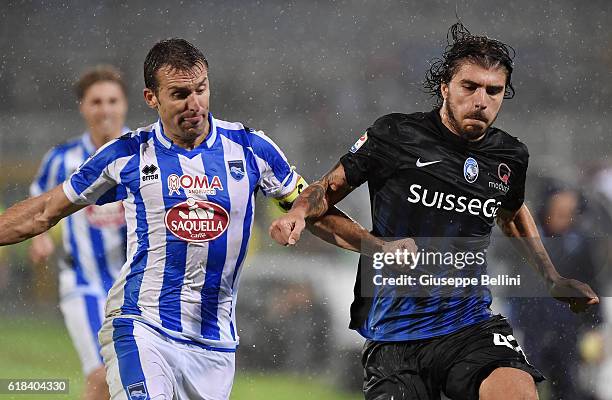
473,88,488,110
186,92,204,113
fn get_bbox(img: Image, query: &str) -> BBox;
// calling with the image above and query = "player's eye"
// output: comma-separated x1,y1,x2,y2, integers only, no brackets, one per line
463,84,477,91
487,87,503,96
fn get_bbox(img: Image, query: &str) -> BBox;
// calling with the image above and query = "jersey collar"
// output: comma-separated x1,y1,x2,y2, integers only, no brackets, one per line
154,113,217,152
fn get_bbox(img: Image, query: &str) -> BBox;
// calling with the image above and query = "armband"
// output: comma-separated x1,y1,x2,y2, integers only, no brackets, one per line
273,176,308,213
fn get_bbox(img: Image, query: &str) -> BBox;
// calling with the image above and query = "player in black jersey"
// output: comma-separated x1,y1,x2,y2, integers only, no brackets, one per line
270,23,599,399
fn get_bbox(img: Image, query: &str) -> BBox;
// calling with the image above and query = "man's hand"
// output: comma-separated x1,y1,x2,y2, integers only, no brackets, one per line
549,276,599,313
269,210,307,246
29,233,55,265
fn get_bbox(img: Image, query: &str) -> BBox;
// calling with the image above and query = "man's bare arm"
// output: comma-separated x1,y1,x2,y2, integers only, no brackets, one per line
0,185,84,245
269,163,418,255
496,205,561,285
305,206,416,257
269,162,356,245
292,162,354,219
497,204,598,312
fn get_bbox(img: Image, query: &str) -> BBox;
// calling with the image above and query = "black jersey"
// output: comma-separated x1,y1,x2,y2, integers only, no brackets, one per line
340,110,528,340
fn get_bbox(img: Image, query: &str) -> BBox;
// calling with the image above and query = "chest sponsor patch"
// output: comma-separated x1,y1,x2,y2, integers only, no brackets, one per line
167,174,223,196
164,198,229,242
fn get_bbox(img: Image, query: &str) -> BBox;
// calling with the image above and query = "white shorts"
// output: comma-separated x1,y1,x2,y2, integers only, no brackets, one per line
99,318,235,400
59,293,106,376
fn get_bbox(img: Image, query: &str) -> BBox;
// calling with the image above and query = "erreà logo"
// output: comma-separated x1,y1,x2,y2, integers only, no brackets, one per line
165,198,229,242
141,164,159,181
167,174,223,196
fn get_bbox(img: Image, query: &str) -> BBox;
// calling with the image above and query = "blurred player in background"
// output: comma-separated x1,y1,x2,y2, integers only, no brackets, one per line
28,66,129,400
0,38,387,399
270,22,599,399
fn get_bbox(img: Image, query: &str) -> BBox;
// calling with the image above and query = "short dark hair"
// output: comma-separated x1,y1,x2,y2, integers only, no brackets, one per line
75,65,127,100
424,22,515,107
144,38,209,92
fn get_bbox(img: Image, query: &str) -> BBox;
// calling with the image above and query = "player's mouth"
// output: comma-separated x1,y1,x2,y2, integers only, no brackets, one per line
464,113,488,124
181,115,204,126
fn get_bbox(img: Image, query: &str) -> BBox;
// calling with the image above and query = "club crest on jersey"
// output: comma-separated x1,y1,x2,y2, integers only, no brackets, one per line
126,382,148,400
165,198,230,242
228,160,245,181
167,174,223,196
463,157,479,183
349,132,368,153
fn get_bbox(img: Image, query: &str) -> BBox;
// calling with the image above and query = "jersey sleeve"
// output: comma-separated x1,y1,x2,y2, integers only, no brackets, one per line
249,129,299,199
339,114,401,187
30,148,64,196
62,139,130,206
500,143,529,212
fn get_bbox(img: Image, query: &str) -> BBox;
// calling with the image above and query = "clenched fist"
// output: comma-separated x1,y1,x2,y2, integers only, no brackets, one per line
269,210,307,246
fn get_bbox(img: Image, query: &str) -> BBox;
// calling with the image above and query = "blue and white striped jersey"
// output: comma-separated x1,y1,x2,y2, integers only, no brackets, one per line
62,114,299,351
31,133,127,298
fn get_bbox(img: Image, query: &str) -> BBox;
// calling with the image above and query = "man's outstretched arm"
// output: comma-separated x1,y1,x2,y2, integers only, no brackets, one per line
269,163,417,256
269,162,355,246
497,204,599,312
0,185,83,246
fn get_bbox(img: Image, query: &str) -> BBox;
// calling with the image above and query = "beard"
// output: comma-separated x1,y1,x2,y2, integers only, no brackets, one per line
444,95,495,141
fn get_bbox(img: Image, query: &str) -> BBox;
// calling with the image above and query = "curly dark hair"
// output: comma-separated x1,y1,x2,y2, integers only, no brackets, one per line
424,22,515,107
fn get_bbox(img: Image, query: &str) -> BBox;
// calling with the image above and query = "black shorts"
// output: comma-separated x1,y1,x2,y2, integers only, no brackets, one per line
361,315,544,400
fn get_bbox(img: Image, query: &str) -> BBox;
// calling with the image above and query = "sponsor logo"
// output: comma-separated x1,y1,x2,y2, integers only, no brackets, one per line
406,183,501,218
167,174,223,196
488,180,509,193
84,202,125,228
498,163,511,184
141,164,159,181
463,157,479,183
228,160,245,181
416,158,442,168
349,132,368,153
165,198,229,242
126,382,148,400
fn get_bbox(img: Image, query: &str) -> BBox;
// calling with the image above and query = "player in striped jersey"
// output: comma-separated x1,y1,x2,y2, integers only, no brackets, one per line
0,39,385,399
28,66,128,400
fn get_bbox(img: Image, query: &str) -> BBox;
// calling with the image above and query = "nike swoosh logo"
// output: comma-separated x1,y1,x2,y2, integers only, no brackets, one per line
416,158,442,167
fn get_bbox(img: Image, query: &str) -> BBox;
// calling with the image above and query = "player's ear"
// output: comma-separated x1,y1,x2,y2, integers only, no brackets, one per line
440,82,449,101
143,88,158,109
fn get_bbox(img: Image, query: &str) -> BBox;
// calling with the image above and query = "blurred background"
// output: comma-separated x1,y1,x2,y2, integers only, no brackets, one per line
0,0,611,399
